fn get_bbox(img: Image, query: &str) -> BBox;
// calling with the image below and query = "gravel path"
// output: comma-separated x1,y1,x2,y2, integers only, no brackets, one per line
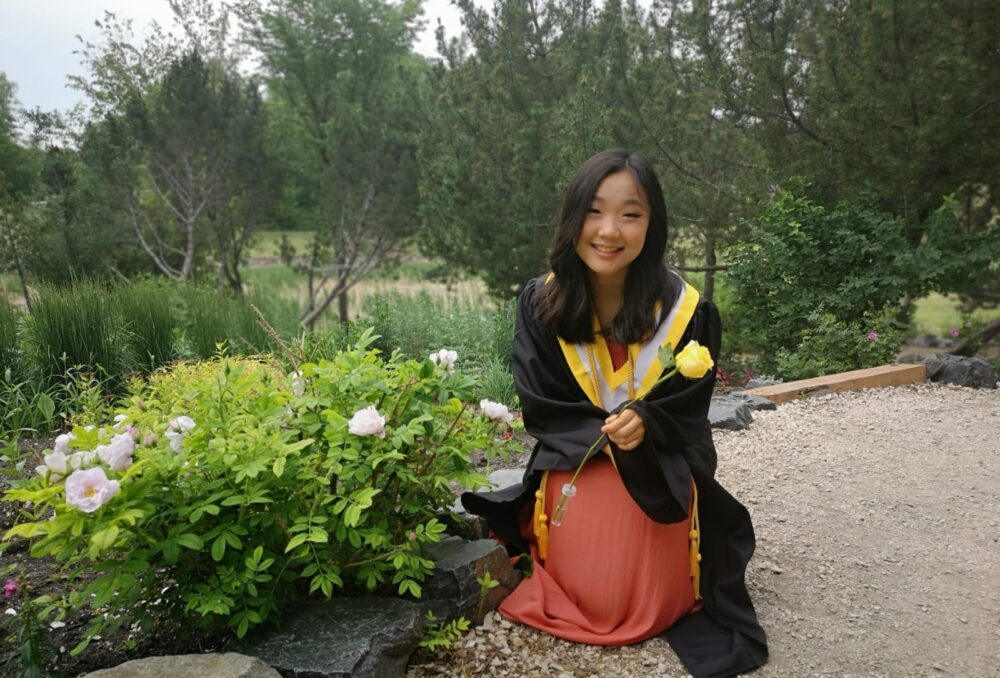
409,382,1000,677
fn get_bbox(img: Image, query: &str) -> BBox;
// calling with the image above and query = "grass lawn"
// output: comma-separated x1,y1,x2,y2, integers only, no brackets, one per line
911,292,996,336
247,230,315,259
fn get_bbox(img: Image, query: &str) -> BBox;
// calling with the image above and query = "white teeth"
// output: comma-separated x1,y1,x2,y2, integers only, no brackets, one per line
594,245,620,253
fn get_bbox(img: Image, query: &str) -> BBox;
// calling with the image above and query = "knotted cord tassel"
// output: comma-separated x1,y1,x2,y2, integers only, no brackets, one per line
533,471,550,562
689,479,702,600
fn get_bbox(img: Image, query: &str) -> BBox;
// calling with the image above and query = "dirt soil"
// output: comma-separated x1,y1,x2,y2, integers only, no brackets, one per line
410,382,1000,677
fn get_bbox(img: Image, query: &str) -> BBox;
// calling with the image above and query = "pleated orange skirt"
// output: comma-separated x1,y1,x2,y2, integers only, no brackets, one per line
499,455,696,645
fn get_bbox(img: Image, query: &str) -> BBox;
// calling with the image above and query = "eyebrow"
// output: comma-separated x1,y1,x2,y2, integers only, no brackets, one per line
591,195,647,208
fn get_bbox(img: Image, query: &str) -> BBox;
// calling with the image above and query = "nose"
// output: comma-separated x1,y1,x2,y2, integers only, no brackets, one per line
595,214,621,239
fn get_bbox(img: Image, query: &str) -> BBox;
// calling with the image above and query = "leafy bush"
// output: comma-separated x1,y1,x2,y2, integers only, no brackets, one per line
2,330,513,649
775,311,904,380
728,186,919,373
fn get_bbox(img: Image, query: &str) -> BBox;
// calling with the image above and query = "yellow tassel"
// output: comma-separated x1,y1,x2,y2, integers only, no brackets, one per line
689,479,702,600
533,471,550,562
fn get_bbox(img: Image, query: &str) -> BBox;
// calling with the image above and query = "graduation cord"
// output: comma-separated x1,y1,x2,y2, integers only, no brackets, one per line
689,480,703,600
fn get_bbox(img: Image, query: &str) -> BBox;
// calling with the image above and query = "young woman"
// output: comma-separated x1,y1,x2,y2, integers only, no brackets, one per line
462,149,768,678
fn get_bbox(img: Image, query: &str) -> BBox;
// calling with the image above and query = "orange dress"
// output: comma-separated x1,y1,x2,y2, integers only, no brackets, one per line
499,342,697,645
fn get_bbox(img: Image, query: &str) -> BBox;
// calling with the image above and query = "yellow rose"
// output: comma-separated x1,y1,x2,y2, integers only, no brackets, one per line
674,340,714,379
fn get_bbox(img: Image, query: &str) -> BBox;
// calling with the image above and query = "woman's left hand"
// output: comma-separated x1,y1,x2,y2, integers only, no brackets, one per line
602,408,645,451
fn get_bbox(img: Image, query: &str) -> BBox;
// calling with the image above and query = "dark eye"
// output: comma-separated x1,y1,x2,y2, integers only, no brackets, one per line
624,212,641,218
588,208,600,214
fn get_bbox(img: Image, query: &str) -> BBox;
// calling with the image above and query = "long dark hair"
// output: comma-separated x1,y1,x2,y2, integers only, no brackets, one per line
536,148,680,344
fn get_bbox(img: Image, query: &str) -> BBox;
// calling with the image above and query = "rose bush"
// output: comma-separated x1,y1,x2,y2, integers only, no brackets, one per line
2,330,513,651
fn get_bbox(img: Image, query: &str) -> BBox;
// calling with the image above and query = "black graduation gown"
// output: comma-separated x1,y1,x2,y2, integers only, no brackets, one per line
461,274,769,678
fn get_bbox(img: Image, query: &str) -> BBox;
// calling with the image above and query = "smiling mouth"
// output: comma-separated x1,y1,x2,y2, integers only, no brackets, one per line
592,244,623,254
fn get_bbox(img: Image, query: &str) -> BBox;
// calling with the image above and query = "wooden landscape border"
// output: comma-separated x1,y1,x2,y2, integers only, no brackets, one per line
742,363,927,404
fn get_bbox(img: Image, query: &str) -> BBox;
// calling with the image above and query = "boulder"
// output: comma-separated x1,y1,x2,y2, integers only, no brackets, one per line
421,537,522,623
731,391,778,412
906,353,998,389
83,653,279,678
708,394,754,431
241,598,423,678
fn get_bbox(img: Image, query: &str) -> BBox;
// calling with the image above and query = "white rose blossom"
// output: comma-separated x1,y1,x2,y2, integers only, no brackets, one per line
348,406,386,439
480,399,514,424
165,415,196,453
97,433,135,472
168,416,196,433
36,450,70,481
53,433,74,456
64,467,120,513
429,349,458,371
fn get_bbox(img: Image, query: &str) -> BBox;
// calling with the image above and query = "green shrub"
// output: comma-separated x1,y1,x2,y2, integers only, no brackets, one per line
24,280,134,390
0,297,23,382
2,330,514,649
728,185,920,372
775,311,904,380
477,356,518,408
116,278,175,371
361,292,503,370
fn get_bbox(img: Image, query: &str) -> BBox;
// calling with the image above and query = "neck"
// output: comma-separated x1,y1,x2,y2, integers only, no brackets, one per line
588,274,626,329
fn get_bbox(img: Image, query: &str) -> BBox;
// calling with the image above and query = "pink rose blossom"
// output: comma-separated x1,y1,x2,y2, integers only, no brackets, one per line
64,467,120,513
867,331,879,341
3,578,19,597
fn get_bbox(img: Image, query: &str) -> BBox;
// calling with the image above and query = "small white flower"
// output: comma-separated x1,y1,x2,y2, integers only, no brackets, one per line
113,414,129,428
290,370,306,396
4,608,15,616
64,467,120,513
53,433,75,456
429,349,458,371
348,406,386,439
480,399,513,424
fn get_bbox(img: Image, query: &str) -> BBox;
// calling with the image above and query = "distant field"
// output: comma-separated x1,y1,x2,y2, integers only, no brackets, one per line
246,230,315,259
911,292,994,336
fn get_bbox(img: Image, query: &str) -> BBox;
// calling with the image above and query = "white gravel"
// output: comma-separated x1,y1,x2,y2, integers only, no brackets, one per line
409,382,1000,677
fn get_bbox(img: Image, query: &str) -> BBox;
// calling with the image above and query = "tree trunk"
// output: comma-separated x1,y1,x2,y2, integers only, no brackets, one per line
338,291,349,323
2,216,31,312
703,237,717,303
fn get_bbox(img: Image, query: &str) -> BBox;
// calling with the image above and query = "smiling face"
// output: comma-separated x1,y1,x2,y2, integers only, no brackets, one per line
574,170,651,288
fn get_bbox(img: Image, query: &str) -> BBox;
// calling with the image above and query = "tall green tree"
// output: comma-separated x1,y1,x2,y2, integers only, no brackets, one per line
692,0,1000,306
419,0,618,298
82,50,277,286
240,0,424,325
0,73,40,310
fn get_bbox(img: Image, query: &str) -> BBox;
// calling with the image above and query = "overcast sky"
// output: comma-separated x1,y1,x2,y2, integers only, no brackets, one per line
0,0,467,114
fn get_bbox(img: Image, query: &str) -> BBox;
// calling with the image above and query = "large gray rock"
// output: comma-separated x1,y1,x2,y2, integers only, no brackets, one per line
920,353,997,389
421,537,522,623
241,598,423,678
486,467,525,490
83,653,279,678
731,391,778,412
709,394,754,431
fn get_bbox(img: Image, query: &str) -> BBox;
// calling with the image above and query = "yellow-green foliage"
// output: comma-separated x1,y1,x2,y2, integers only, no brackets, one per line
2,333,515,651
